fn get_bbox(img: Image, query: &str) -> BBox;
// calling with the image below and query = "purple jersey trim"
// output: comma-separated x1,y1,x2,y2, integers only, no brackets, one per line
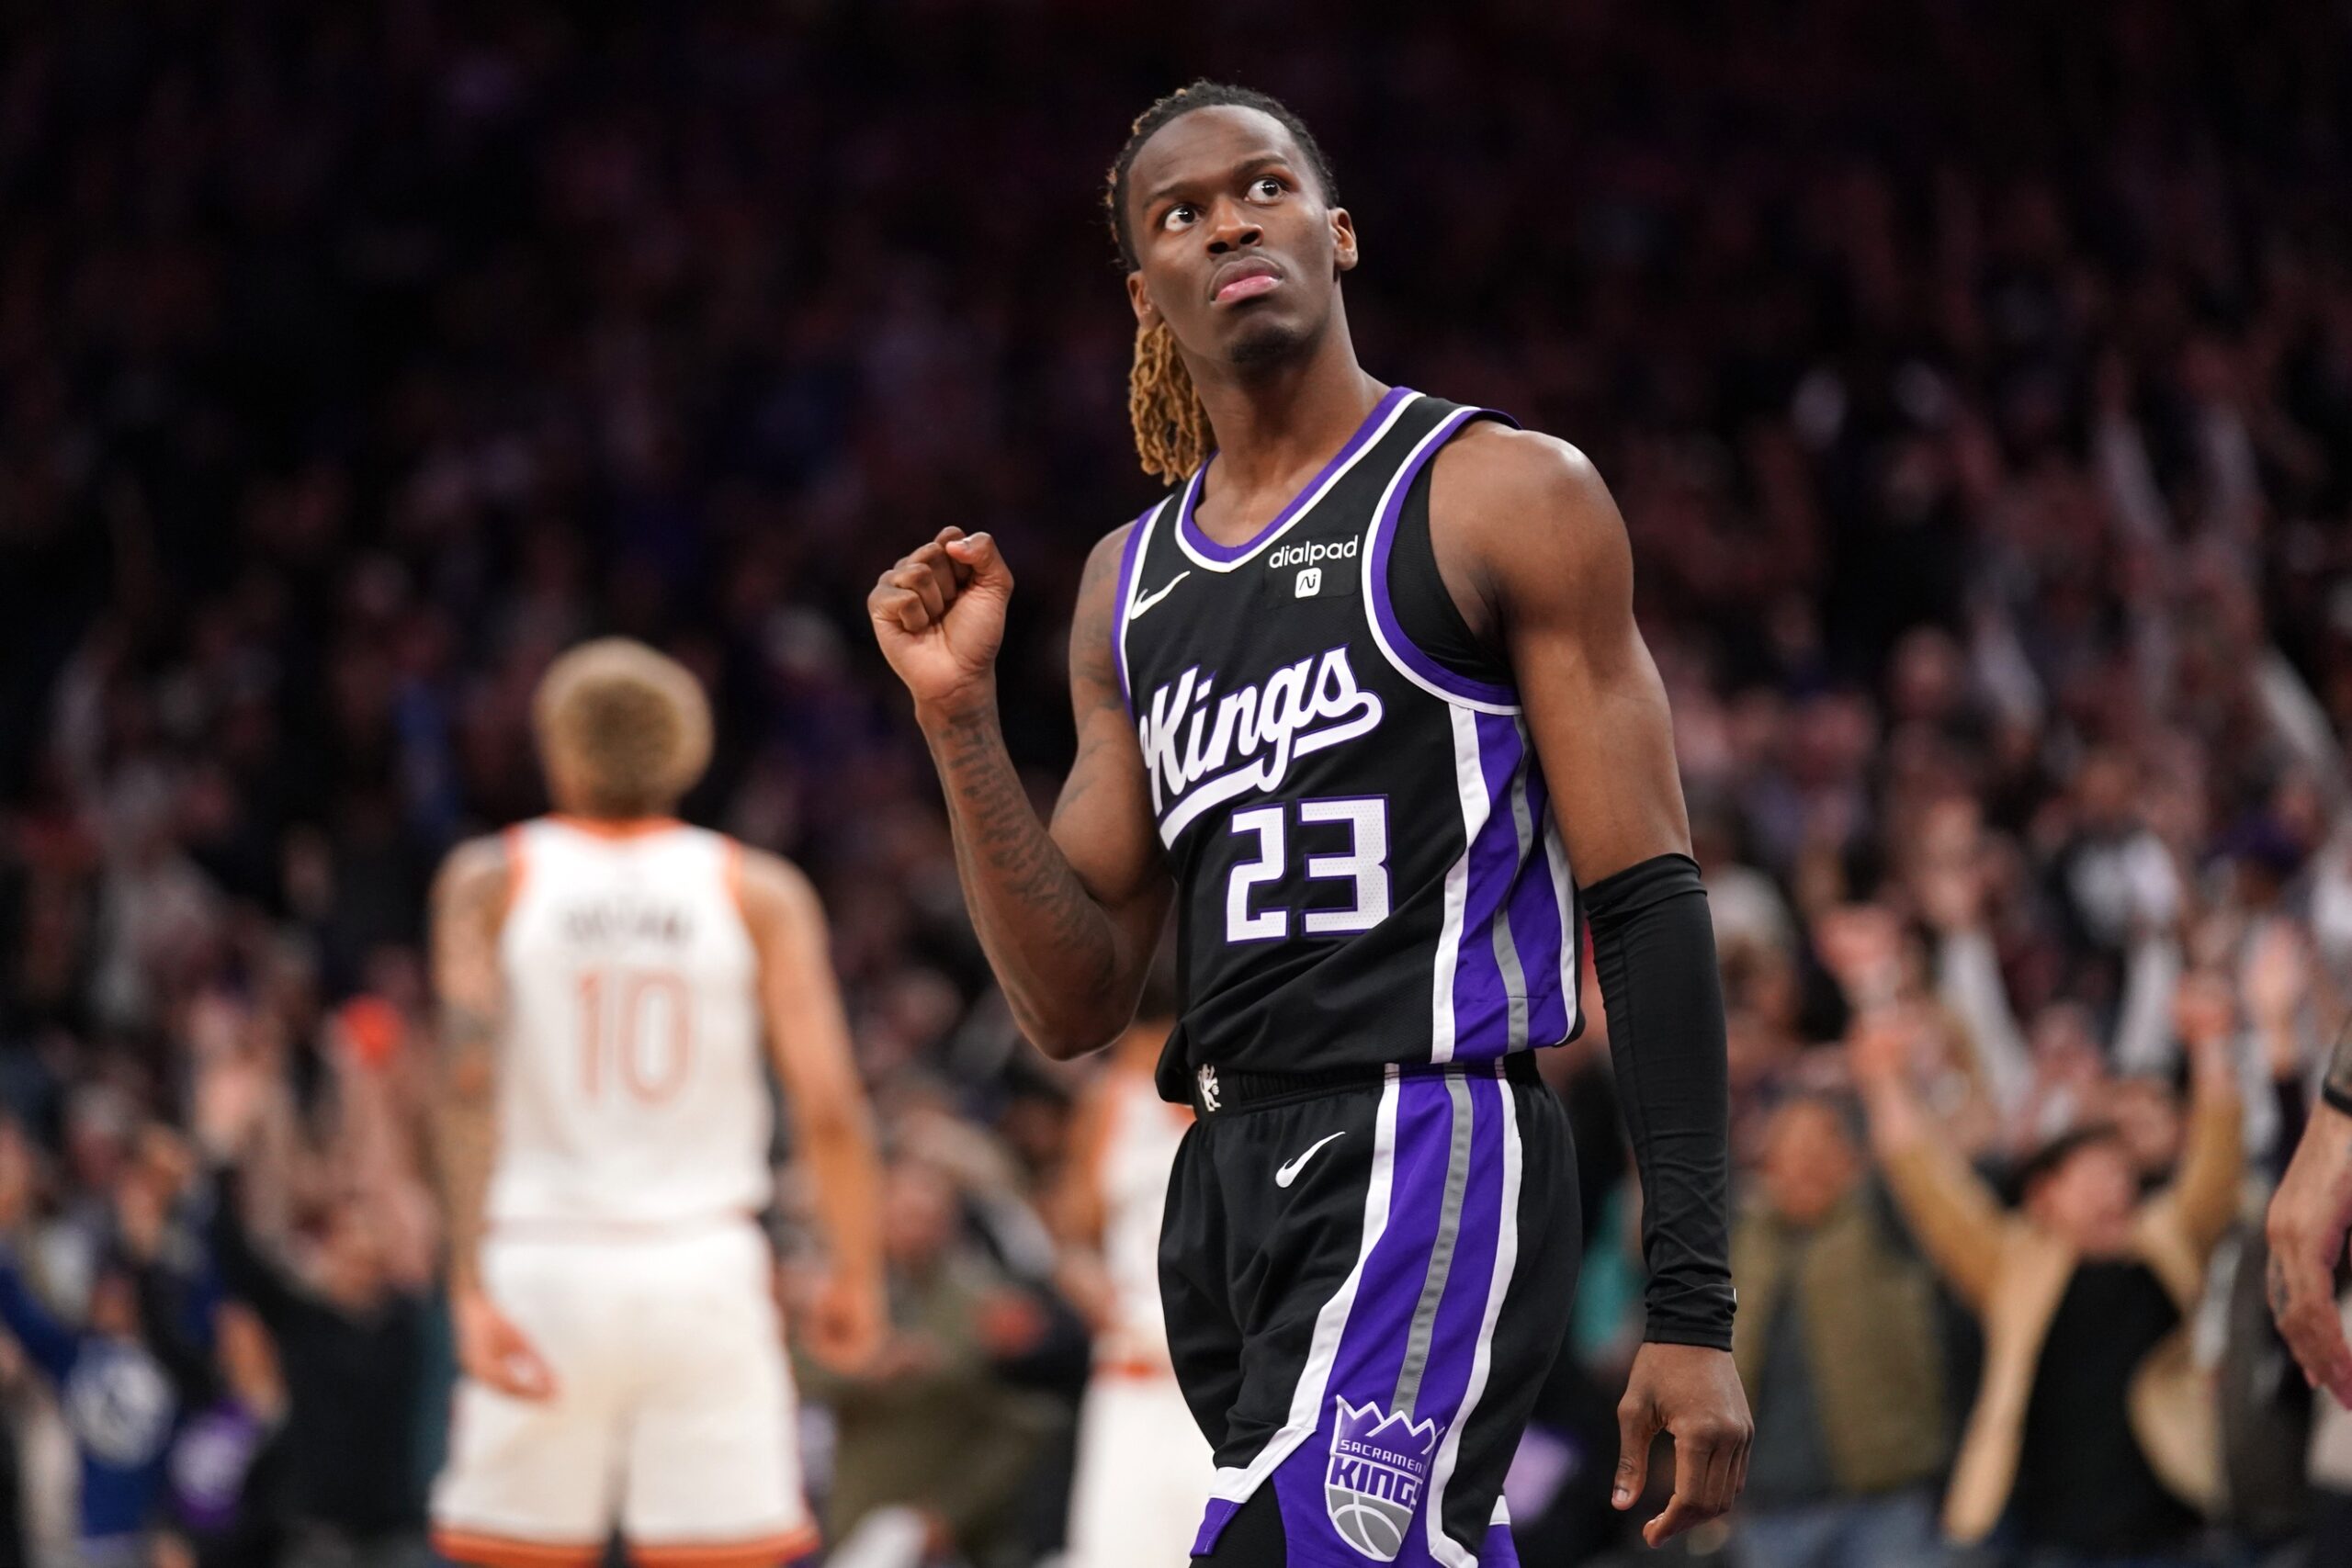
1177,386,1417,564
1109,502,1157,714
1365,408,1521,710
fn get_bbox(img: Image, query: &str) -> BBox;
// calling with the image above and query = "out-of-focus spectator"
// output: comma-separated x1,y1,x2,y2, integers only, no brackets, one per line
1731,1094,1950,1568
1854,998,2243,1562
799,1157,1061,1568
0,1122,175,1567
194,1050,433,1568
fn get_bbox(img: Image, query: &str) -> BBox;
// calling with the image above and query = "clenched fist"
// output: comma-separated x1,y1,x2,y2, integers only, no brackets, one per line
868,527,1013,718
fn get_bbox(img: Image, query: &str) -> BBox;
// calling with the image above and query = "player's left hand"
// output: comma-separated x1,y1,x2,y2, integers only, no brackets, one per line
1613,1341,1751,1547
804,1269,888,1374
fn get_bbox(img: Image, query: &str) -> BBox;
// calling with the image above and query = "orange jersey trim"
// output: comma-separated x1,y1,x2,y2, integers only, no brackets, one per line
548,813,685,840
1094,1354,1179,1381
433,1528,603,1568
632,1525,821,1568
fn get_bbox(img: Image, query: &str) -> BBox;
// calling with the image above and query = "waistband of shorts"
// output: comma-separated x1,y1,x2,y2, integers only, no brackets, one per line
1186,1051,1542,1118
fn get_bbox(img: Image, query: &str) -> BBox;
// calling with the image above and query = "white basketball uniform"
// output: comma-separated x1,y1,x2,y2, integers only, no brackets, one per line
432,817,817,1568
1066,1066,1217,1568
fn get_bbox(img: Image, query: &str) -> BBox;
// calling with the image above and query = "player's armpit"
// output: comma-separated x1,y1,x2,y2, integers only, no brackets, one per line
737,848,887,1373
428,835,512,1299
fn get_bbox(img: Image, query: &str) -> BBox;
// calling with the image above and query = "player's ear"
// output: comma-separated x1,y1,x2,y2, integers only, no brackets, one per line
1126,270,1157,325
1331,208,1358,275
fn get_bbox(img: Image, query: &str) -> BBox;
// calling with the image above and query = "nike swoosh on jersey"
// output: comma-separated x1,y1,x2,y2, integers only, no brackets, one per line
1127,570,1191,622
1274,1130,1347,1189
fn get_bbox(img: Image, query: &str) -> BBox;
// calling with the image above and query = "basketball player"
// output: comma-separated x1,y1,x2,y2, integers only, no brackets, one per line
427,639,886,1568
870,82,1749,1568
1056,960,1217,1568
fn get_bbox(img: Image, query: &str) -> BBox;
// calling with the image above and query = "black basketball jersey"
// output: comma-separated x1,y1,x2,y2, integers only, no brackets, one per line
1112,388,1582,1103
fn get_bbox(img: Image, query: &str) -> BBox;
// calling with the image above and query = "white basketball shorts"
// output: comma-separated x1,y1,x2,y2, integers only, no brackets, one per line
432,1220,817,1568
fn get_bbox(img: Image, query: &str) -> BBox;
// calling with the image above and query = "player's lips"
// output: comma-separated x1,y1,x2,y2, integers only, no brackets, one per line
1211,259,1283,305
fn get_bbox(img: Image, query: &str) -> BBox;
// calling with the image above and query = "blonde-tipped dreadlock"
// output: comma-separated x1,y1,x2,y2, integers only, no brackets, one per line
1128,319,1213,484
1104,81,1340,485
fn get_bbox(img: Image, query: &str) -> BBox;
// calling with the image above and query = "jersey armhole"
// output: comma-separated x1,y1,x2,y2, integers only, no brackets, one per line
1388,456,1517,692
498,824,530,930
1364,407,1521,709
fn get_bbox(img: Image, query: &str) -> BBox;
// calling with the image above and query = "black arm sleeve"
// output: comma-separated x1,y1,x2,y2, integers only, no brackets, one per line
1583,852,1736,1350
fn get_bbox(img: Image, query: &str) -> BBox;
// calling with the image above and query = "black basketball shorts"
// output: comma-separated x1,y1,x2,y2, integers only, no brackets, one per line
1159,1055,1580,1568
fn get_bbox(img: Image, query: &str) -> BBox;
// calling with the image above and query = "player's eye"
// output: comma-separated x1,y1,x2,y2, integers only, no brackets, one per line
1161,203,1198,232
1250,176,1285,201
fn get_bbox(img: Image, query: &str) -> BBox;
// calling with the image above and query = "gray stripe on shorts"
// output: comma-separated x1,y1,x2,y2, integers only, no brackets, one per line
1490,747,1534,1052
1392,1072,1476,1414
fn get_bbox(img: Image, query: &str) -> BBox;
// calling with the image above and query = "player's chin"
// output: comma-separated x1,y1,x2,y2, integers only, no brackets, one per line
1223,311,1316,371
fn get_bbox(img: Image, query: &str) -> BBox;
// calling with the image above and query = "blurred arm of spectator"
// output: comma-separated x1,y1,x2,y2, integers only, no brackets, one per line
191,1053,306,1337
1916,799,2030,1120
2152,975,2248,1262
0,1130,78,1387
114,1171,220,1410
1043,1074,1115,1335
2243,921,2312,1180
2110,934,2185,1080
327,1011,436,1294
1850,1011,2006,1314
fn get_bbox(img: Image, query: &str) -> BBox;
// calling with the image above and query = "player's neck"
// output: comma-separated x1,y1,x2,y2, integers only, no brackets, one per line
1189,327,1383,510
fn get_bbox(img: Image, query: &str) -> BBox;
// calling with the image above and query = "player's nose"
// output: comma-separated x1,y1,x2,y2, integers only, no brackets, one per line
1204,197,1261,254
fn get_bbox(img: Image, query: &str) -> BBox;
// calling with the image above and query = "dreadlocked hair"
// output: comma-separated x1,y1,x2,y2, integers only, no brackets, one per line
1105,81,1341,485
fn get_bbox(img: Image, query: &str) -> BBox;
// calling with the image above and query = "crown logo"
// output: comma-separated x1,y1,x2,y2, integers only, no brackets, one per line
1331,1398,1441,1461
1325,1397,1443,1560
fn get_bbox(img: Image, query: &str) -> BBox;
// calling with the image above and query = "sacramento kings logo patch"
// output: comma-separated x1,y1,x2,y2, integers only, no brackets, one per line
1325,1397,1442,1561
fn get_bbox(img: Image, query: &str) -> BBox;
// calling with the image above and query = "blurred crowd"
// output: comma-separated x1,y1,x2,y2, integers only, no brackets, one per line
5,0,2352,1565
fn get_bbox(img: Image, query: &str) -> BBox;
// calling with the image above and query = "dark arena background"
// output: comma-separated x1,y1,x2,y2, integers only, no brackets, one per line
4,3,2352,1566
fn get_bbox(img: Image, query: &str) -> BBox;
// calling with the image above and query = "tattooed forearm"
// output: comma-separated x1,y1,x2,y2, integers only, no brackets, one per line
434,1004,501,1294
926,706,1122,1040
428,840,511,1294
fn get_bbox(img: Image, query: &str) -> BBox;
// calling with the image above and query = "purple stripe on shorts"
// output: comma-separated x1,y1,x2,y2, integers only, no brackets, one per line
1451,713,1527,1056
1190,1495,1241,1557
1110,503,1156,715
1366,407,1519,709
1272,1075,1463,1553
1178,387,1414,564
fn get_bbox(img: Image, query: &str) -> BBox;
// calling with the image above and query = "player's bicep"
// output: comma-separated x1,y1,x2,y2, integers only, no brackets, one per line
1052,525,1173,929
1480,442,1691,882
429,839,511,1090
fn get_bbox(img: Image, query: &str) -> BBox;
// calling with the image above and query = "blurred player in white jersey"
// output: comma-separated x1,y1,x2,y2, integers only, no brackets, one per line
427,638,885,1568
1054,960,1216,1568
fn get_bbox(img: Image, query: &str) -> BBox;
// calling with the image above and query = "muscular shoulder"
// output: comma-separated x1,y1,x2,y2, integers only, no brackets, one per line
1069,518,1140,694
1427,423,1632,621
733,844,823,936
432,834,512,922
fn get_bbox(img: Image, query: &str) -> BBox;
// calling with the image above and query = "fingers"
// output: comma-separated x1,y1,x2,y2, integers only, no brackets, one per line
943,530,1012,592
469,1323,559,1402
870,541,967,636
1643,1418,1745,1546
1611,1392,1656,1512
